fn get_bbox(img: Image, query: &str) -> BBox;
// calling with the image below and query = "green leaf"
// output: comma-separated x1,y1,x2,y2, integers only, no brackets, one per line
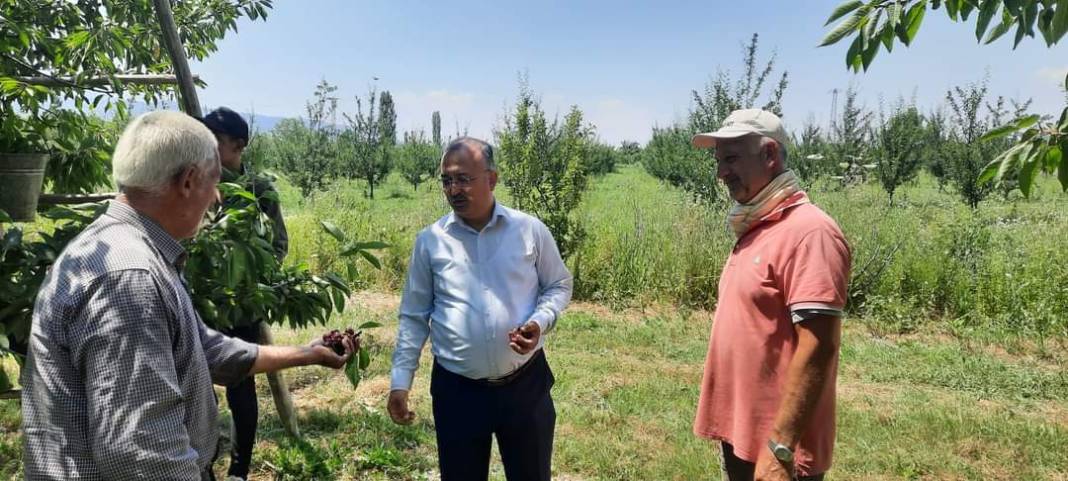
358,249,382,270
881,21,896,51
821,6,870,46
354,241,390,250
1018,145,1043,197
861,35,881,70
344,354,361,388
1004,0,1022,16
1059,141,1068,191
228,246,247,289
1014,12,1030,47
904,2,927,45
358,346,371,370
0,210,10,223
330,288,346,313
65,31,90,49
0,365,11,393
320,221,346,242
945,0,960,20
358,321,383,329
975,0,1000,41
1039,7,1056,44
980,115,1039,141
888,2,904,28
984,9,1015,43
845,34,865,69
979,142,1025,184
960,0,976,20
1053,0,1068,44
825,0,865,26
1045,145,1063,172
323,272,352,295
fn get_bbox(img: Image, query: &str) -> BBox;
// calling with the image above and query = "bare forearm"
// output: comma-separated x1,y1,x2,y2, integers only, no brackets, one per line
250,345,319,374
771,318,841,446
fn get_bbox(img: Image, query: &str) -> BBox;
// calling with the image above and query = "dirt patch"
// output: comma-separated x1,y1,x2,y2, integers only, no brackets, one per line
347,289,400,315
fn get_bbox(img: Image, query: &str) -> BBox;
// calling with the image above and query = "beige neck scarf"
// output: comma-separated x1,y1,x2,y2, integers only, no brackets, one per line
726,170,807,238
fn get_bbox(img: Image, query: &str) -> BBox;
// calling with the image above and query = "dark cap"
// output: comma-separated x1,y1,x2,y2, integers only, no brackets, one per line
200,107,249,143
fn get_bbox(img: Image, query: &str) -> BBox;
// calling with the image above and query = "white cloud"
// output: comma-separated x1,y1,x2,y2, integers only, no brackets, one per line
392,90,497,141
1036,66,1068,89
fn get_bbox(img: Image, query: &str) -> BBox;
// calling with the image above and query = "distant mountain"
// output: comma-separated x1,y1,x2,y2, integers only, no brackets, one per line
119,100,292,133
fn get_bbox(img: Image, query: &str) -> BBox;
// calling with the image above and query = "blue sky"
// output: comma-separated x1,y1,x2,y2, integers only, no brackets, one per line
190,0,1067,144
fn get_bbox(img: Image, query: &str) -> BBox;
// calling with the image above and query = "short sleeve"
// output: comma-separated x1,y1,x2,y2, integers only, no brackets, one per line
781,227,851,311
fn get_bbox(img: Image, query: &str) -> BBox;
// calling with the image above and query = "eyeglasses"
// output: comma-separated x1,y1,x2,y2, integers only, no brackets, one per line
440,170,490,188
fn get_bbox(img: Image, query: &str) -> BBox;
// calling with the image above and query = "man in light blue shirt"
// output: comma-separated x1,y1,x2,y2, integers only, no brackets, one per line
387,137,572,481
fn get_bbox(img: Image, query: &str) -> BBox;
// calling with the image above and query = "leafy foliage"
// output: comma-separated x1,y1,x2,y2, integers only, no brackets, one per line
496,81,593,260
343,88,393,199
394,131,439,191
791,117,834,182
0,0,273,193
185,178,362,331
830,86,875,188
642,124,717,202
873,103,926,204
941,78,1028,207
644,33,788,203
272,81,339,198
820,0,1068,194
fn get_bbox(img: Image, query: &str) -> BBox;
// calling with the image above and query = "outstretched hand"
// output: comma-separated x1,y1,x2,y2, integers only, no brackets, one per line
306,335,354,369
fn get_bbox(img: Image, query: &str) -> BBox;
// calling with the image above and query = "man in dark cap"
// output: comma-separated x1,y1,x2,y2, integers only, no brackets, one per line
200,107,288,481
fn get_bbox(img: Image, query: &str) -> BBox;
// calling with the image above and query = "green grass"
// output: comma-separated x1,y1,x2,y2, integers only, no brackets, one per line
205,299,1067,480
277,164,1068,340
3,164,1068,479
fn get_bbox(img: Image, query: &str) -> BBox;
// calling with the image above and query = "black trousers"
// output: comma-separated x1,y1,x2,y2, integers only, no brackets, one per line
721,442,825,481
431,350,556,481
224,323,261,478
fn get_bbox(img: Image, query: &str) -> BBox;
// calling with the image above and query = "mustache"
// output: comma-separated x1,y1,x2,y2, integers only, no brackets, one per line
448,194,467,203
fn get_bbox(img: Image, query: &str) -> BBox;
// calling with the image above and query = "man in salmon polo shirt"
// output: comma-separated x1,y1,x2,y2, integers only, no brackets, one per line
690,109,851,481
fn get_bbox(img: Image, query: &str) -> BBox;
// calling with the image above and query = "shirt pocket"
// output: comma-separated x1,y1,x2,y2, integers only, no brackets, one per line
496,242,537,285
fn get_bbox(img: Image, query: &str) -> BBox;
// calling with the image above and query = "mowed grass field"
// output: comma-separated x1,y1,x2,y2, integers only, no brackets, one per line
2,164,1067,480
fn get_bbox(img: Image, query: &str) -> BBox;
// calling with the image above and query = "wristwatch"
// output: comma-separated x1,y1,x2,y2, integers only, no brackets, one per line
767,439,794,464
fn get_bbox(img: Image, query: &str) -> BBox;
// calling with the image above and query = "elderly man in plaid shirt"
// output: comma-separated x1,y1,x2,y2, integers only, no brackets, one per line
20,110,353,481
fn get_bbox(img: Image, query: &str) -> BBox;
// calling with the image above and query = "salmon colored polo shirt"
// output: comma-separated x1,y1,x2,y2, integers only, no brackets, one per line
694,193,851,476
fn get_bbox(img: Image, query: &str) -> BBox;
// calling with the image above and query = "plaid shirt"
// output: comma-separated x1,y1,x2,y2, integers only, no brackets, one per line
21,201,259,481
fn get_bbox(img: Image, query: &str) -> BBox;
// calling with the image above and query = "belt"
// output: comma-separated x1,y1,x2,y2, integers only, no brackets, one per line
481,349,544,387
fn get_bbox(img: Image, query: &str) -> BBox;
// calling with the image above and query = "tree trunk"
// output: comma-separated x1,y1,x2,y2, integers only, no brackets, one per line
256,323,301,439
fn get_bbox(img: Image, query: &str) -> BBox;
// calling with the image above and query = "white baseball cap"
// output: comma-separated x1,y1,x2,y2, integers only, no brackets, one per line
691,109,788,149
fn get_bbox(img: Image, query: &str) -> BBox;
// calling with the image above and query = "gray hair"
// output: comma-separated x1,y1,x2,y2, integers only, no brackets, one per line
112,111,219,194
441,136,496,172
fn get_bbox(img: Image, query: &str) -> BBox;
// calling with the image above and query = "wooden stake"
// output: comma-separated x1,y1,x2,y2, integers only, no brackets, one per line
257,323,302,439
151,0,202,117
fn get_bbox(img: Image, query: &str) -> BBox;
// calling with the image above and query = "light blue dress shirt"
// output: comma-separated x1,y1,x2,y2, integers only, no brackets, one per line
390,203,573,390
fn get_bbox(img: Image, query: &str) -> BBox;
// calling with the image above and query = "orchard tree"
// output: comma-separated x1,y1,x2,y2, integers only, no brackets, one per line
395,130,439,191
344,88,391,199
820,0,1068,194
873,103,926,204
496,81,593,260
432,110,443,147
273,80,339,198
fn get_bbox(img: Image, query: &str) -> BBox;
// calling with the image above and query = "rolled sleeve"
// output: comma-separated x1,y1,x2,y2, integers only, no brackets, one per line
391,232,434,391
199,323,259,386
70,270,202,481
528,220,573,333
